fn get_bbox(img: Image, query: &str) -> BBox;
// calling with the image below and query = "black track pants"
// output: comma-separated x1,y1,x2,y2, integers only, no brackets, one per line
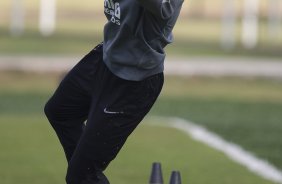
44,45,163,184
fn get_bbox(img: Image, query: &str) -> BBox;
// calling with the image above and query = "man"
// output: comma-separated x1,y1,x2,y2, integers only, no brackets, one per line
44,0,184,183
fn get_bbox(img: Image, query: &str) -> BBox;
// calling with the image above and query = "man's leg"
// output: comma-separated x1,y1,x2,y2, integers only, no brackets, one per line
44,46,103,162
66,63,164,184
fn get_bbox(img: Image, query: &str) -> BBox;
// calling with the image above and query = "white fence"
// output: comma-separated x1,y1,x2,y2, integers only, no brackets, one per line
11,0,56,36
9,0,282,49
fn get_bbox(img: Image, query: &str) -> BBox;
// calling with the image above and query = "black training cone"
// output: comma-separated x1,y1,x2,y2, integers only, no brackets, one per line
149,162,164,184
169,171,182,184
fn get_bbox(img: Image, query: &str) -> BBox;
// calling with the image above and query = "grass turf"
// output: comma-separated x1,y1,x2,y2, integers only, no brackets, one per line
0,72,282,183
151,76,282,170
0,116,274,184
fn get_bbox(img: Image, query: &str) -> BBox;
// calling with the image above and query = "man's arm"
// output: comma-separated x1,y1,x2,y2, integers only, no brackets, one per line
137,0,175,19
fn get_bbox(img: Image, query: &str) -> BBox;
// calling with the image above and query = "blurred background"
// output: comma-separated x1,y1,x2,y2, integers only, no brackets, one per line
0,0,282,56
0,0,282,184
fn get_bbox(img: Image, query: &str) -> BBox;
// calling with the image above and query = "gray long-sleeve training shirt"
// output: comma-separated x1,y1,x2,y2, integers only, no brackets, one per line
103,0,184,81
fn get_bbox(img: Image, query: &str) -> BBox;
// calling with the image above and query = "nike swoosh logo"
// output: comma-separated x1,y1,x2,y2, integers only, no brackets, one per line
104,108,124,114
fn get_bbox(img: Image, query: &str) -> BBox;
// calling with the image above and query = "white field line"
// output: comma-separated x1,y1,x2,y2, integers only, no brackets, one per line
148,116,282,184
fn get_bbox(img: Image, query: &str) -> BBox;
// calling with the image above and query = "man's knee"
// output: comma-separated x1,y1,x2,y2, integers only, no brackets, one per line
44,100,51,117
44,99,60,124
44,100,55,120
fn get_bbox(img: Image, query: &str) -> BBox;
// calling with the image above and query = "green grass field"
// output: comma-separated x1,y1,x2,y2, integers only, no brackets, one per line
154,77,282,170
0,72,282,183
0,115,274,184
